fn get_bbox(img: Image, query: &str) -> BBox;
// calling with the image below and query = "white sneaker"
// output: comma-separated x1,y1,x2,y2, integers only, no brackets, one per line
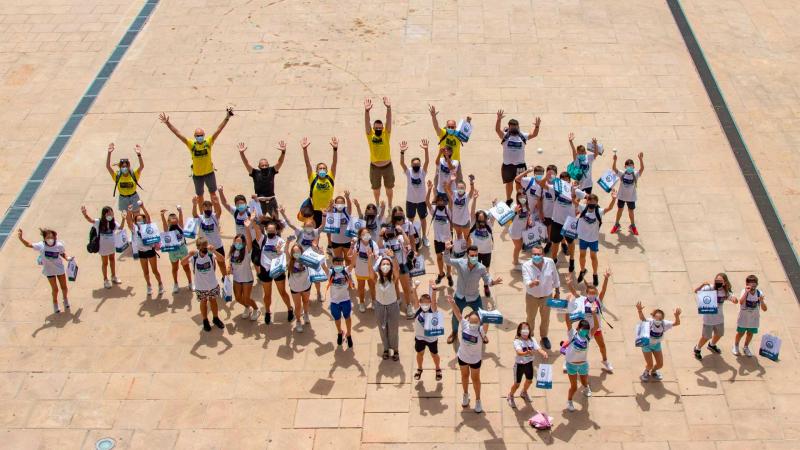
652,370,663,381
563,362,567,373
241,307,252,319
640,370,650,382
743,346,753,357
63,299,70,310
407,304,415,318
189,283,195,291
358,302,366,313
474,400,483,413
303,312,310,323
111,276,121,284
53,303,60,314
506,395,516,409
602,360,614,373
422,237,430,247
296,322,304,333
583,386,592,397
250,309,261,322
103,279,112,289
732,345,740,356
146,285,153,296
567,400,575,412
158,284,165,295
172,283,180,294
461,392,470,407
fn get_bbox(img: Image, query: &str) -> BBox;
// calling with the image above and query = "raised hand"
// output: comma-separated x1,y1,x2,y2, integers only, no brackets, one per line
638,152,644,160
364,98,373,111
428,104,438,117
568,132,575,142
134,144,142,155
399,140,408,153
674,307,682,316
497,109,505,120
382,96,391,107
426,180,434,189
80,205,87,214
534,116,541,127
420,138,428,149
329,136,338,150
277,140,287,152
636,301,644,311
226,107,234,116
237,142,247,153
446,295,455,305
108,143,115,153
158,112,169,124
301,137,310,149
604,268,612,278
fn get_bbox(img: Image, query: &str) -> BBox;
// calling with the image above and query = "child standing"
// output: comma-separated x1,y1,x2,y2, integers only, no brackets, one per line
576,192,617,287
426,180,454,287
160,207,192,293
192,196,227,279
328,256,355,347
127,203,164,296
733,274,768,357
693,273,734,360
399,139,430,247
562,314,599,412
413,280,442,381
350,227,380,312
636,301,681,381
507,321,548,409
18,228,71,313
181,237,226,331
610,152,644,235
81,205,121,288
230,220,260,321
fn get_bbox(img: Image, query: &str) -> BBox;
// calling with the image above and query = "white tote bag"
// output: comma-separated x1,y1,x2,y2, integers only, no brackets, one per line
523,223,548,250
114,229,130,253
635,321,650,347
560,216,579,240
183,218,199,239
759,334,781,361
489,202,515,226
696,291,719,315
423,311,445,337
269,253,287,278
222,275,233,302
345,218,366,238
596,169,619,193
409,254,426,278
67,258,78,282
535,363,553,389
323,212,341,234
159,230,181,252
138,223,161,246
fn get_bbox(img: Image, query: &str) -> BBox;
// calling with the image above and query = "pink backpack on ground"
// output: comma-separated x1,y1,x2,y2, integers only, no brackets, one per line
529,412,554,430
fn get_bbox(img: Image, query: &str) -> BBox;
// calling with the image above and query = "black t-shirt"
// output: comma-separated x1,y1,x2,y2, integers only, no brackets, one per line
250,167,277,197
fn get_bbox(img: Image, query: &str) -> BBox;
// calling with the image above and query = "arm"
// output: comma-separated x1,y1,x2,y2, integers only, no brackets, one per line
191,197,199,219
421,139,430,172
212,193,222,217
279,206,299,232
105,143,115,176
140,203,151,223
694,282,709,293
180,249,196,267
673,308,682,327
158,113,188,143
159,209,168,230
211,108,233,142
330,137,339,177
591,138,599,159
761,296,768,312
274,140,287,172
352,198,363,218
430,280,438,312
515,168,534,190
177,206,184,225
237,142,253,173
80,206,94,224
530,116,541,138
568,132,577,160
605,190,617,212
612,153,619,173
301,138,312,179
637,152,645,177
344,190,353,214
364,98,373,135
218,186,231,212
425,180,434,210
494,109,505,139
446,295,462,322
398,141,408,172
17,230,33,248
598,269,611,301
383,97,392,134
469,190,479,218
428,104,441,135
134,144,144,174
635,302,646,321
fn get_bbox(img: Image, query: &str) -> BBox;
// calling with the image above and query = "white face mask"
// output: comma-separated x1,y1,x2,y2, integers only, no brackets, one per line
420,303,431,312
304,227,314,233
361,235,370,243
520,329,530,337
380,264,391,274
45,238,55,246
334,203,345,211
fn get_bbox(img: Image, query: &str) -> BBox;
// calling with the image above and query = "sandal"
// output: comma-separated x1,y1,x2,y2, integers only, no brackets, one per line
414,369,423,380
382,350,390,360
482,336,489,344
435,369,443,381
447,332,457,344
392,351,400,361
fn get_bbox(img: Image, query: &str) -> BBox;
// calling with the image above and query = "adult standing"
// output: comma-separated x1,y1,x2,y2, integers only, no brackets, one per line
521,245,560,350
365,97,394,207
495,110,540,206
106,142,144,220
428,104,470,168
301,137,339,228
159,108,234,205
237,140,286,218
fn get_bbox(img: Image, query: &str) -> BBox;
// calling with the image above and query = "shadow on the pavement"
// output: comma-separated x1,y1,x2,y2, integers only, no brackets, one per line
551,397,599,442
695,354,739,384
31,307,83,337
137,295,169,317
226,314,264,342
328,345,366,378
456,409,499,440
190,328,233,359
169,289,193,314
635,381,681,411
507,267,524,291
92,285,134,312
600,231,644,254
374,357,405,384
507,398,541,443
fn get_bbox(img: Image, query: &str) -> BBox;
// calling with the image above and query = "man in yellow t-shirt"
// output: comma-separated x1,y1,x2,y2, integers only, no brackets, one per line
105,142,144,219
302,136,339,228
364,97,394,207
159,108,234,205
428,104,469,184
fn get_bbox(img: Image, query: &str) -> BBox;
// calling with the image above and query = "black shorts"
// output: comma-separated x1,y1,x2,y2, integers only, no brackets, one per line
549,222,573,244
617,199,636,210
313,210,323,228
291,286,312,294
478,253,491,268
514,361,534,383
138,249,157,259
458,357,482,369
581,187,593,195
406,201,428,220
543,217,553,227
415,338,439,354
330,241,351,250
501,163,527,184
257,267,286,283
214,247,225,257
434,240,447,254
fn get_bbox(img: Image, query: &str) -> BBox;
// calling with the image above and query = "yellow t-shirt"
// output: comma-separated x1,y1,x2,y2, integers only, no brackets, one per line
185,136,215,176
438,128,462,161
112,168,141,196
310,173,335,211
366,129,391,164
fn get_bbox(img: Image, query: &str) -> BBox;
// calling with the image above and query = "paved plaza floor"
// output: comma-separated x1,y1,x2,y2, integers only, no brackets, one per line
1,0,799,448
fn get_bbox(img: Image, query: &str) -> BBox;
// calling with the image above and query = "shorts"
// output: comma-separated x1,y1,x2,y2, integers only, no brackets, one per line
549,222,574,244
234,280,254,286
259,197,279,217
330,241,351,250
399,263,409,275
642,342,662,353
214,247,225,258
138,249,157,259
415,338,439,354
406,201,428,220
578,239,599,252
257,267,286,283
356,275,370,282
168,244,188,263
291,286,311,294
434,240,447,255
313,210,323,228
501,163,527,184
457,357,482,369
192,172,218,196
330,300,352,321
117,192,141,212
565,361,589,376
737,326,758,334
196,286,220,301
543,217,553,227
617,199,636,210
581,187,593,195
478,253,491,268
370,163,395,190
702,323,724,339
514,361,534,383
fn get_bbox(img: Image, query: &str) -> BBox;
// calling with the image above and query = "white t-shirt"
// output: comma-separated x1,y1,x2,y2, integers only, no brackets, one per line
94,219,116,256
551,183,585,225
295,228,319,250
328,270,351,303
329,211,351,245
382,235,407,266
354,239,380,278
33,240,66,276
430,206,452,243
519,177,541,210
542,184,556,218
229,249,254,283
513,338,540,364
406,167,427,204
288,261,311,293
192,252,218,291
226,205,252,236
575,154,596,190
509,206,531,239
198,213,223,249
258,235,284,268
576,206,604,243
565,334,590,363
700,284,730,326
646,319,674,345
375,279,398,306
737,289,763,329
614,169,640,203
457,319,484,364
436,157,460,194
470,224,493,254
451,192,470,227
414,309,438,343
568,296,603,332
502,131,529,165
133,223,154,252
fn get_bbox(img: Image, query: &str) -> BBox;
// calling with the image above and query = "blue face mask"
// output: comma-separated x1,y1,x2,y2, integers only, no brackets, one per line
468,256,479,265
578,329,589,338
333,265,344,273
120,167,129,175
236,204,247,212
195,135,205,143
625,166,635,174
318,169,327,178
578,154,587,162
234,242,244,250
534,174,543,181
532,255,543,264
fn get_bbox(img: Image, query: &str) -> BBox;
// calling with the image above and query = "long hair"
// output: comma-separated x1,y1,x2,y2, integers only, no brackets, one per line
377,257,394,284
229,234,247,264
98,206,116,233
287,243,304,273
715,272,732,294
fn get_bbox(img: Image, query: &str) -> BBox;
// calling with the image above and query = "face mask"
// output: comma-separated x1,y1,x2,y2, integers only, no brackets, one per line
303,227,314,233
534,174,544,181
234,243,244,250
195,135,205,143
374,129,383,136
260,165,269,172
468,323,480,332
203,210,212,217
457,189,465,196
586,204,597,211
577,154,587,162
560,178,570,183
384,232,395,239
334,204,345,211
412,166,420,172
380,264,391,274
105,215,114,222
333,265,344,273
625,166,635,174
361,235,370,243
578,329,589,338
436,204,445,210
586,295,597,302
292,252,302,259
477,221,486,228
365,214,376,221
266,232,276,239
518,198,527,205
136,220,145,226
199,248,208,255
532,255,543,264
318,169,327,178
120,167,129,175
236,204,247,212
392,215,403,222
520,329,530,337
652,319,663,327
714,281,723,289
468,256,479,265
45,238,55,246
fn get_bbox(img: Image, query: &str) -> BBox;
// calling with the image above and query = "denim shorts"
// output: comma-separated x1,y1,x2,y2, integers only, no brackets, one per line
330,300,352,321
579,239,599,252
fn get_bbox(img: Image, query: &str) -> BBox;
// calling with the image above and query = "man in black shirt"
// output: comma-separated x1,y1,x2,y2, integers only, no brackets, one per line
237,141,286,218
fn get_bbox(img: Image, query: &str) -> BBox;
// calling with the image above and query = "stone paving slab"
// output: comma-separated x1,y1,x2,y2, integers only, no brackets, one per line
0,0,798,449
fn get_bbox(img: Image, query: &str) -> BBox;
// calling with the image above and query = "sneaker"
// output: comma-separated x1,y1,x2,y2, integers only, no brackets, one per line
212,317,224,329
694,347,702,360
568,259,575,273
241,307,252,319
158,284,165,295
447,275,454,287
406,304,415,318
435,273,445,285
561,242,568,255
592,274,599,286
103,279,112,289
541,337,551,350
264,312,271,325
53,303,60,314
63,299,70,310
707,343,721,354
507,394,517,409
189,283,195,292
111,276,122,284
583,386,592,397
732,345,740,356
146,285,153,296
566,400,575,412
295,322,304,333
601,360,614,373
610,224,621,234
172,283,180,294
337,332,343,346
250,309,261,322
346,335,353,348
422,237,430,247
640,370,650,382
651,370,663,381
287,308,295,323
577,269,587,283
520,391,532,403
474,400,483,413
461,392,470,407
743,346,753,357
203,319,212,332
358,302,366,313
563,361,567,373
630,224,639,236
303,312,310,323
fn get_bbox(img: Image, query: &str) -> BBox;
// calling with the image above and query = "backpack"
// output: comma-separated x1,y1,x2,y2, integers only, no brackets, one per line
250,238,261,266
299,175,335,217
500,130,527,145
86,225,99,253
112,169,143,197
578,205,603,228
566,161,584,182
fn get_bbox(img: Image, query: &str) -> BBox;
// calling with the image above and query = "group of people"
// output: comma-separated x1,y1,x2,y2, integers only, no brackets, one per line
17,100,770,414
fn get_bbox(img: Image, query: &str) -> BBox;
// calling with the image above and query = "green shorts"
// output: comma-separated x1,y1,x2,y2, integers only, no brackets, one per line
642,342,662,353
736,326,758,334
566,362,589,376
169,244,189,263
